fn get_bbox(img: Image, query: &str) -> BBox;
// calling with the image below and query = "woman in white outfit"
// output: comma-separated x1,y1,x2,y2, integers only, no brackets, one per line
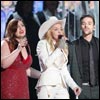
35,16,81,99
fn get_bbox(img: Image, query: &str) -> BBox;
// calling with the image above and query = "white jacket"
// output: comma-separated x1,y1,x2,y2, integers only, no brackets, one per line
35,40,78,90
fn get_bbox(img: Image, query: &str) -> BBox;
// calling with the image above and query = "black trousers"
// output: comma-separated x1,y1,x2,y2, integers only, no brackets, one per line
79,85,99,99
69,85,99,99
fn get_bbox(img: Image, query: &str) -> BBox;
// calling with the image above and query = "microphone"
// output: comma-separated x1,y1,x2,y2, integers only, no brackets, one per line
66,39,70,44
58,35,70,44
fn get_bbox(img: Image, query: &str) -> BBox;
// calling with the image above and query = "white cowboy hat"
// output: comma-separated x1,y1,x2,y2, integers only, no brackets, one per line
38,16,66,39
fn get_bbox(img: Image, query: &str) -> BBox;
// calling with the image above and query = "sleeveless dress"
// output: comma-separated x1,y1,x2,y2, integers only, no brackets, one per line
1,46,32,99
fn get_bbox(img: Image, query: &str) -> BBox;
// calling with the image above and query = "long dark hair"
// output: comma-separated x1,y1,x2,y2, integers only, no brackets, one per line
5,18,24,51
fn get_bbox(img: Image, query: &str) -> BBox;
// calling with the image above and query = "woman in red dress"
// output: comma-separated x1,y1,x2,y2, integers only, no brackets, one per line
1,18,41,99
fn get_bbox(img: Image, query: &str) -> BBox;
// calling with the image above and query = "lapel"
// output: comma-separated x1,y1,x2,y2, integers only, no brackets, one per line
46,41,53,56
75,39,83,77
94,37,99,54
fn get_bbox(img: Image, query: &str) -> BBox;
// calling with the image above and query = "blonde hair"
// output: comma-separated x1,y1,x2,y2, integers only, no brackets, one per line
43,27,68,55
44,29,55,51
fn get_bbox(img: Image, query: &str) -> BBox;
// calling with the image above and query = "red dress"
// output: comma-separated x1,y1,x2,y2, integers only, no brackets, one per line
1,51,32,99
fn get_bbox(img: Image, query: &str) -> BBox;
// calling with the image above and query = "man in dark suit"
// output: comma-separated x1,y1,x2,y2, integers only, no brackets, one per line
69,14,99,99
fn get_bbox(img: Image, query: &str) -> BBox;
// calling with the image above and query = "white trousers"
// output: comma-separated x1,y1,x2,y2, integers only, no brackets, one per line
37,85,70,99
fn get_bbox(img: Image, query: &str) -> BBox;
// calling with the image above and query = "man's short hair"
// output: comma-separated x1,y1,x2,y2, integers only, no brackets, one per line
80,14,95,25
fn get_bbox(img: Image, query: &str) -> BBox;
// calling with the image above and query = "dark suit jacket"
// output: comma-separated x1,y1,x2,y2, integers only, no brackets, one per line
69,36,99,98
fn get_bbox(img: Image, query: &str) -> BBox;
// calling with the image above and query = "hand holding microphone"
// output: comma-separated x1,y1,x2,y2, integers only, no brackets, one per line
58,35,67,50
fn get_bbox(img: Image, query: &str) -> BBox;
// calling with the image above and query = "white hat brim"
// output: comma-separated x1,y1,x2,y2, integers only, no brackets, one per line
38,17,66,39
